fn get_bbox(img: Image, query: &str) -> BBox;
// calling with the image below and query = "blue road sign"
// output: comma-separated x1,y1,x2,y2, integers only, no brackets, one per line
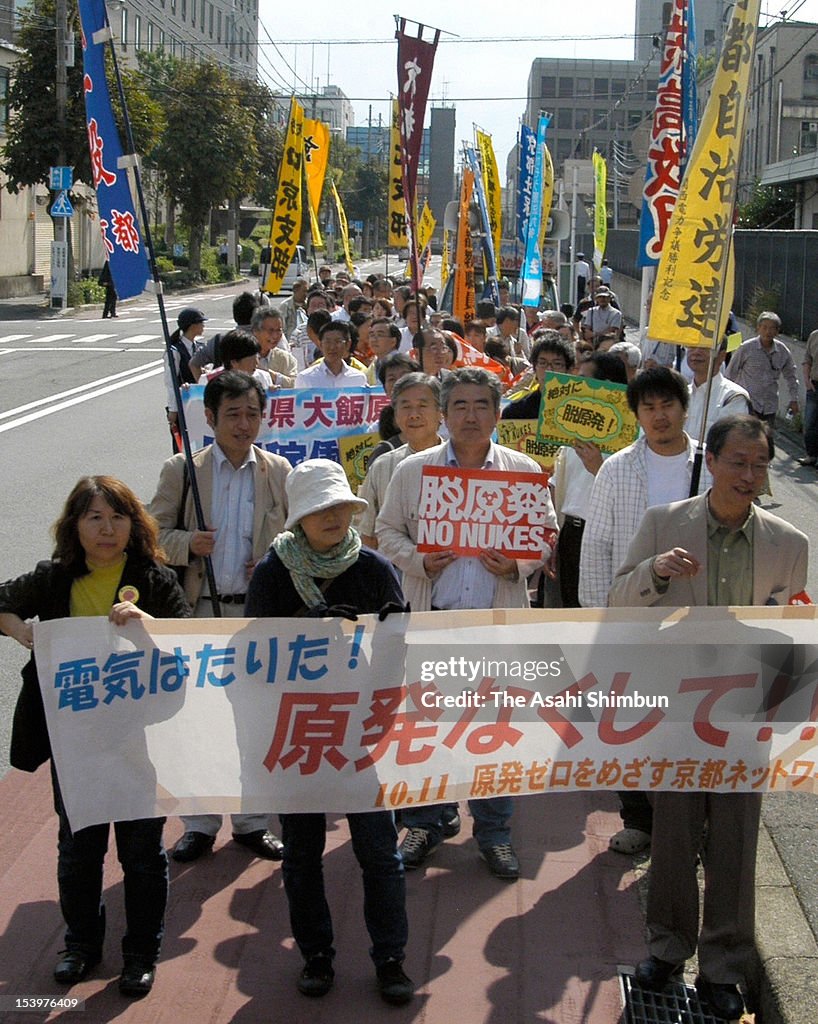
50,191,74,217
49,166,74,191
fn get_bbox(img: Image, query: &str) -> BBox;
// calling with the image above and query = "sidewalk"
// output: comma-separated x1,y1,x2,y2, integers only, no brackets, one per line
0,766,647,1024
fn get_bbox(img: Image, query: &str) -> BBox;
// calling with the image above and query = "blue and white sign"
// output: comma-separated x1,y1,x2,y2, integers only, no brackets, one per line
49,166,74,191
50,191,74,218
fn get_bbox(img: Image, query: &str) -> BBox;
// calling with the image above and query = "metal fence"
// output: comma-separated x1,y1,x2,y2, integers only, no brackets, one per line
593,229,818,340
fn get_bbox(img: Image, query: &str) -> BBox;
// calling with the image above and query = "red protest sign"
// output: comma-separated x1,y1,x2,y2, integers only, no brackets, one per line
417,465,556,558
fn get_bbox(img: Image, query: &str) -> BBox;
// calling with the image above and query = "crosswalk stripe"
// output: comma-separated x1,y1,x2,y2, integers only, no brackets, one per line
117,334,159,344
0,334,33,343
26,334,74,344
73,333,116,343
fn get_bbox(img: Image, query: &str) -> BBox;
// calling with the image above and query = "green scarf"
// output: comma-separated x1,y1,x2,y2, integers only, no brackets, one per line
273,524,362,609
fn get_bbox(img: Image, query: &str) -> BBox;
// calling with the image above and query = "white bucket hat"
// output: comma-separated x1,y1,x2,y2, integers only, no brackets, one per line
284,458,368,530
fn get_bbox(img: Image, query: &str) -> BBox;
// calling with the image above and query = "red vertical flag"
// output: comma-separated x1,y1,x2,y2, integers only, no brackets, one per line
395,17,440,291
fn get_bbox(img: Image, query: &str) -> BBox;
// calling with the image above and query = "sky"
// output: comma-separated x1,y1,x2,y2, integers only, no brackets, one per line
255,0,818,166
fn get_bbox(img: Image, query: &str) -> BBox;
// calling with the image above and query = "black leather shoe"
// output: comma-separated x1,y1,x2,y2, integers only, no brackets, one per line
172,831,215,862
297,954,334,996
376,959,414,1005
695,977,744,1020
480,843,521,880
119,958,155,997
634,955,684,991
54,949,100,984
232,829,284,860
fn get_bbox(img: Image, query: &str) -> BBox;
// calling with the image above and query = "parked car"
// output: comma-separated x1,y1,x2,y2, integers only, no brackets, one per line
259,244,308,295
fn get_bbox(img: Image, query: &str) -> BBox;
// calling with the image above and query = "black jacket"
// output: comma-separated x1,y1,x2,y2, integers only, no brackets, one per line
0,557,191,772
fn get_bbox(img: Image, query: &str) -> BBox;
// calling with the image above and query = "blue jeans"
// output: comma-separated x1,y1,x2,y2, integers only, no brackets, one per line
804,387,818,458
279,812,407,967
400,797,514,849
52,767,167,962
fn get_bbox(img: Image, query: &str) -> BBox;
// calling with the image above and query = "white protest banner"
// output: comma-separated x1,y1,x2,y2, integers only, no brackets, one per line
182,385,388,466
416,466,556,558
34,607,818,831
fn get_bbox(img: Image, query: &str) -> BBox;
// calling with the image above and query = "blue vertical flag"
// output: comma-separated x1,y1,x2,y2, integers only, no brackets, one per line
521,114,550,308
77,0,150,299
465,145,500,306
517,124,536,245
681,0,698,172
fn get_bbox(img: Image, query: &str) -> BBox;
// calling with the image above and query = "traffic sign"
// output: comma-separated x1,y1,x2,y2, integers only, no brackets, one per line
50,191,74,217
49,166,73,191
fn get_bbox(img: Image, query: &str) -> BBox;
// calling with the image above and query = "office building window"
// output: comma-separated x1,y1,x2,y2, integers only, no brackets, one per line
181,0,186,18
575,109,590,130
208,3,213,37
217,10,221,41
558,77,574,98
557,108,572,129
594,110,608,128
594,77,608,98
0,68,8,133
804,55,818,98
611,79,626,96
133,13,140,47
540,75,556,98
146,21,154,50
120,8,128,47
200,0,205,29
801,120,818,152
576,77,591,96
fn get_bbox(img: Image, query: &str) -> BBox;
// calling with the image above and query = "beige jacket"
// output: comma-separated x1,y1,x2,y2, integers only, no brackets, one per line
149,445,291,606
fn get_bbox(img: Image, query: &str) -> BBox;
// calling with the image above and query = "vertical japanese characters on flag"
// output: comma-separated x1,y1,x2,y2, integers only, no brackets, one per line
452,167,476,325
649,0,760,349
517,123,536,245
465,145,500,306
521,113,550,308
303,117,330,249
592,150,607,271
331,181,354,274
637,0,687,266
77,0,149,300
538,145,555,249
264,97,304,294
476,129,502,261
395,18,440,290
416,201,437,256
681,0,698,170
387,99,408,248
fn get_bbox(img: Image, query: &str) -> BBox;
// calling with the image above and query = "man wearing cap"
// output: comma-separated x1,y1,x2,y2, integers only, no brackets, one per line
163,307,207,436
246,460,414,1006
581,287,622,346
149,370,291,864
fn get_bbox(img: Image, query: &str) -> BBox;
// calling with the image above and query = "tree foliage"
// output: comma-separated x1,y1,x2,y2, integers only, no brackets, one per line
2,0,89,191
737,182,796,229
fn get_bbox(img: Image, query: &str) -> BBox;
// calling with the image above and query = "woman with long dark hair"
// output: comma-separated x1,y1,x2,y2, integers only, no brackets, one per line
0,476,190,997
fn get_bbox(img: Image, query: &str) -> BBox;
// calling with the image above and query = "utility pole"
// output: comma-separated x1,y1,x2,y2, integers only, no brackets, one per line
54,0,68,309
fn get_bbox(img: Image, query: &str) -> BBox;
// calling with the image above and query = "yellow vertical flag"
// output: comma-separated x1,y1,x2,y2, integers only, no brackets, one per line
592,150,607,272
331,180,354,274
453,168,476,325
476,129,502,260
303,117,330,249
264,97,304,294
441,228,450,287
538,146,555,249
649,0,761,349
388,98,408,248
416,201,437,255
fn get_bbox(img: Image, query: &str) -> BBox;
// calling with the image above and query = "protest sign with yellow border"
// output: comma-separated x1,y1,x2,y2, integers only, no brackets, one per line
537,372,638,453
338,432,379,493
497,419,558,474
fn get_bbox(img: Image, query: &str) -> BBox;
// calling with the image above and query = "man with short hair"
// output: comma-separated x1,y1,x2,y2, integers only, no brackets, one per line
489,305,530,359
368,318,402,385
332,283,363,323
377,367,557,879
686,340,750,439
149,371,291,863
294,321,368,389
189,292,259,381
502,331,574,420
581,287,622,345
607,340,641,382
725,311,799,452
579,366,709,854
799,324,818,467
278,277,309,341
609,415,807,1022
250,307,298,387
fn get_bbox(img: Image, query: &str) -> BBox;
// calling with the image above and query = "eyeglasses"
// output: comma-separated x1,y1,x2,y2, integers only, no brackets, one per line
717,458,769,475
536,359,567,371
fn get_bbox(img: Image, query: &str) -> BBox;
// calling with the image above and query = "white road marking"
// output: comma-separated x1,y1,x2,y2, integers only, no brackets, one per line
0,334,32,344
72,333,116,343
25,334,74,344
0,360,164,430
117,334,158,344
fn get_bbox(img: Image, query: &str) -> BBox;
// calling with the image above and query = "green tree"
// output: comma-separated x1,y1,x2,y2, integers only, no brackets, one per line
149,59,255,275
234,78,283,210
737,182,796,229
2,0,88,191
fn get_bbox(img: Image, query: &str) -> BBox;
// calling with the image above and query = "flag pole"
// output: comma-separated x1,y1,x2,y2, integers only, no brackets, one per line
101,15,221,613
